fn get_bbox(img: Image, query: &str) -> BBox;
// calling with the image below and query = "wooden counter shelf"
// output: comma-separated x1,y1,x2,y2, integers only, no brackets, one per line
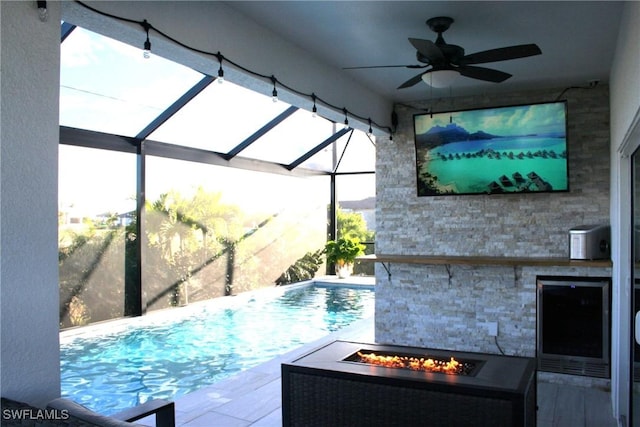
357,254,612,280
358,254,612,268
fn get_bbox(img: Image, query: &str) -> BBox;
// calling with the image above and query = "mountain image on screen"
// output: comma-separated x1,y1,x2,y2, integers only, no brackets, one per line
416,123,500,149
413,101,569,197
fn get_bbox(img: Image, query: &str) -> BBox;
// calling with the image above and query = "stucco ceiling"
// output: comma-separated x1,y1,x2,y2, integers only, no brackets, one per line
225,1,624,103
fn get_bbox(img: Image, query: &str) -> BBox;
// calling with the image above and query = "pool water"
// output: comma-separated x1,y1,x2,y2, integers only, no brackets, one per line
59,283,374,415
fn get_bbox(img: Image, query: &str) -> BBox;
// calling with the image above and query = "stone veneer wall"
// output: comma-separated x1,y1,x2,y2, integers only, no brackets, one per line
375,85,611,384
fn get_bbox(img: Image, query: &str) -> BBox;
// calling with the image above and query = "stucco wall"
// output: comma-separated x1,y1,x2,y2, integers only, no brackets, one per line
375,85,611,381
0,1,61,406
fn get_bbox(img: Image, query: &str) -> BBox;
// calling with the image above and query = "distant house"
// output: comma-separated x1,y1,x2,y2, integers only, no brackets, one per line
339,197,375,231
95,211,135,227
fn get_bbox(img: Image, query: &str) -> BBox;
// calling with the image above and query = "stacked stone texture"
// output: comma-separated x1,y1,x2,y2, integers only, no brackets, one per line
375,85,611,386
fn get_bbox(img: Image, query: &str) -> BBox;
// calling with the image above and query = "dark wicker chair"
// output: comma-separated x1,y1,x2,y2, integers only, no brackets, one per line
47,398,175,427
1,396,174,427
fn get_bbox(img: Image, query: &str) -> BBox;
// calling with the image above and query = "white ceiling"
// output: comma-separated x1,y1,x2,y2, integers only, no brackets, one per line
225,1,624,103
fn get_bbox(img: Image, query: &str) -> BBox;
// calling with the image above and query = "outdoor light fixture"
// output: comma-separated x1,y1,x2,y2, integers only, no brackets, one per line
142,20,151,59
311,94,318,118
37,1,48,22
271,76,278,102
422,69,459,88
216,54,225,84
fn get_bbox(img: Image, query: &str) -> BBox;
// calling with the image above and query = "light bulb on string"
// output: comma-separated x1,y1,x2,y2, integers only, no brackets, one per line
271,76,278,103
367,118,373,137
142,20,151,59
217,66,224,84
37,1,48,22
343,108,349,129
143,40,151,59
216,53,224,84
311,94,318,118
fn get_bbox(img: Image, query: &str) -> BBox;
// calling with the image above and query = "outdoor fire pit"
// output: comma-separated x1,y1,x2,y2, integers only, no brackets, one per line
344,348,481,375
281,341,536,427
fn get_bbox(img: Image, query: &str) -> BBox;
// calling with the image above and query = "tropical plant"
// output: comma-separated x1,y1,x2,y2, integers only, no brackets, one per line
275,249,324,285
324,237,365,267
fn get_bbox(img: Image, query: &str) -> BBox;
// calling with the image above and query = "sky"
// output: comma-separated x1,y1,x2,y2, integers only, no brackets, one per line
415,102,567,137
59,26,375,218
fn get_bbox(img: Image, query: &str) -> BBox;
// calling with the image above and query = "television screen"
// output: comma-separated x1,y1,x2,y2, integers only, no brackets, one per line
414,101,569,196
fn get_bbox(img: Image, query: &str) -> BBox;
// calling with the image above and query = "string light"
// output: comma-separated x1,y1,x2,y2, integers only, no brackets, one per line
271,76,278,103
142,19,151,59
37,1,48,22
73,0,393,137
311,93,318,118
216,52,224,84
367,118,373,136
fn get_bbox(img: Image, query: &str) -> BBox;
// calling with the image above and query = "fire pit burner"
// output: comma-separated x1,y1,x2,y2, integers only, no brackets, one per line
343,349,480,376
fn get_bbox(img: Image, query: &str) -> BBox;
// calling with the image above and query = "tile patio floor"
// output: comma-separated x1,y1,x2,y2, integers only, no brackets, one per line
134,312,618,427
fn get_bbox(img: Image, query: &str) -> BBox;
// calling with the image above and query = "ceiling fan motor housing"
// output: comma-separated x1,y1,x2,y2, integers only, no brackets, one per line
426,16,454,34
421,17,465,65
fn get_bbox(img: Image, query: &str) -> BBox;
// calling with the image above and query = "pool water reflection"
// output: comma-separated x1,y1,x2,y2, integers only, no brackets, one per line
60,282,374,415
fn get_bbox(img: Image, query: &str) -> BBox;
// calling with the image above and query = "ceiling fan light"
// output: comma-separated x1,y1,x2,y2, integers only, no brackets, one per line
422,69,459,88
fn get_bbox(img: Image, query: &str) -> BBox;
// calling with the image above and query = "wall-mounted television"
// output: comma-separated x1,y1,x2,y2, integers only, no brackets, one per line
414,101,569,196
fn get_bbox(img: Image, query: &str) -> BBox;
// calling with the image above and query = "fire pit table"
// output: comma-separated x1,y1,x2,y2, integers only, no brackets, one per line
281,340,536,427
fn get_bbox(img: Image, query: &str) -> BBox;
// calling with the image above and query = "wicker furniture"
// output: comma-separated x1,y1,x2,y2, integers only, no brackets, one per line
282,340,536,427
1,397,174,427
47,398,175,427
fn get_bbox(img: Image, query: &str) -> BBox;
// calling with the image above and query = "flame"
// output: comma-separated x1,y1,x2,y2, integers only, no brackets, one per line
356,351,462,374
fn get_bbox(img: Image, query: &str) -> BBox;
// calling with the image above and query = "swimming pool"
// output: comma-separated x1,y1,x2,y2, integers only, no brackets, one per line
59,281,374,415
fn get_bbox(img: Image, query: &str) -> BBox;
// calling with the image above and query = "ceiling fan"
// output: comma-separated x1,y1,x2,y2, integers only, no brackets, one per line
344,16,542,89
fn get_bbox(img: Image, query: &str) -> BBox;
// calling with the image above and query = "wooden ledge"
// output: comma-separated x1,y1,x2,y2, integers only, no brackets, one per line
357,254,612,268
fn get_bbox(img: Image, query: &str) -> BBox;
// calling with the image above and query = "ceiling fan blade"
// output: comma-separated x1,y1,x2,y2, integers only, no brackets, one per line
343,64,427,70
459,44,542,65
457,65,512,83
397,72,426,89
408,38,445,63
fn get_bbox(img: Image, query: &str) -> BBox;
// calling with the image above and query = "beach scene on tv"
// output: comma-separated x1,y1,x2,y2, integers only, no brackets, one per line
414,102,568,196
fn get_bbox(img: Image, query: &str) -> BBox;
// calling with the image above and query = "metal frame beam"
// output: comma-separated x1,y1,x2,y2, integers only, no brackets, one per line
61,22,76,42
60,126,138,152
57,22,375,323
60,126,330,178
286,127,351,171
223,105,298,160
135,75,215,140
